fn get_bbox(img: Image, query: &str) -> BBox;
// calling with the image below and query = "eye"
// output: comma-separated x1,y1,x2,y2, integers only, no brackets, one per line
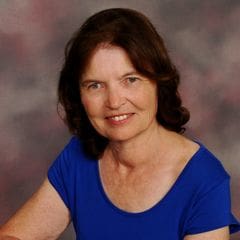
126,76,139,84
88,82,102,89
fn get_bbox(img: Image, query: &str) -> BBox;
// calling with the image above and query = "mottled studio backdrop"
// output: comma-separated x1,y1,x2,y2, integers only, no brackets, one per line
0,1,239,239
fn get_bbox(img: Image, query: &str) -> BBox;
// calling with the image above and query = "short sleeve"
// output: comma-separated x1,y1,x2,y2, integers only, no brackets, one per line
47,137,79,216
184,177,240,235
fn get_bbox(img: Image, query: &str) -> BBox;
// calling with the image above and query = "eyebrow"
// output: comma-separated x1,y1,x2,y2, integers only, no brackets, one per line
120,71,139,79
81,70,140,85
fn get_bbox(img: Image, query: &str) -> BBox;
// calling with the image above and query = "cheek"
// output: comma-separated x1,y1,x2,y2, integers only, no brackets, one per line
81,95,103,117
134,88,158,111
80,95,93,116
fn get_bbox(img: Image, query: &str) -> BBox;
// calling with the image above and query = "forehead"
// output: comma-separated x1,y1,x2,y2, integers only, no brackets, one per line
82,44,135,78
89,44,133,67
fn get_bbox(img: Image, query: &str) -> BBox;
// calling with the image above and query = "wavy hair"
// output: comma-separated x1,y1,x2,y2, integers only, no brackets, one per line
58,8,190,158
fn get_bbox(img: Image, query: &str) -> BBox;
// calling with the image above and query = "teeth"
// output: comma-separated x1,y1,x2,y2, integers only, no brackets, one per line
111,114,128,121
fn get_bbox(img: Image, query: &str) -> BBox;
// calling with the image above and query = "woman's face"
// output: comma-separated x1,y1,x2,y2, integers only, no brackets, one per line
80,45,159,142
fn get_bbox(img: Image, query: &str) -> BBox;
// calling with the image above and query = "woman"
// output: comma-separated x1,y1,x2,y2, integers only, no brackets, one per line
0,8,239,240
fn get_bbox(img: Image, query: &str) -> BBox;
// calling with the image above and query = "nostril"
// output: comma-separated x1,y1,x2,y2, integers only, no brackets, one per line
106,92,126,109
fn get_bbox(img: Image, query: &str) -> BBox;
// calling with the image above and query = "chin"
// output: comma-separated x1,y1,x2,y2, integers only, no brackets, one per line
105,129,144,143
106,134,132,143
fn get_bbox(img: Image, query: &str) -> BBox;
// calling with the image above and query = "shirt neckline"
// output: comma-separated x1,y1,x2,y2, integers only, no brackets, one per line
95,141,204,217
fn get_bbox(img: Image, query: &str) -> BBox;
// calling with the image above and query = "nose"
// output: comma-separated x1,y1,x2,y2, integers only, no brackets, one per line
105,87,126,109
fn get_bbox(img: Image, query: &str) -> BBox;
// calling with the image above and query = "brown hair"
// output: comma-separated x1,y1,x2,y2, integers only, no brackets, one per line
58,8,190,158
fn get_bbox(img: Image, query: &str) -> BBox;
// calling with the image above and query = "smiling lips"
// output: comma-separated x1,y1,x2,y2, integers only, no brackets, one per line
106,113,133,124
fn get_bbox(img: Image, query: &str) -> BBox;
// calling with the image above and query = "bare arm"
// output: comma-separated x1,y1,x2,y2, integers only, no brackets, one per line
0,237,20,240
0,178,71,240
184,226,230,240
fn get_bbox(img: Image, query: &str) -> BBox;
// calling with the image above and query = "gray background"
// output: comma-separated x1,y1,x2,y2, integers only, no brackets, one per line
0,0,239,239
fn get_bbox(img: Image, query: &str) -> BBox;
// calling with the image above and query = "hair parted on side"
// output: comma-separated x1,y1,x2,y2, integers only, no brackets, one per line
57,8,190,158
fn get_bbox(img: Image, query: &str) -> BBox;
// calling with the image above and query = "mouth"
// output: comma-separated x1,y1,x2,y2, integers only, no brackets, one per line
106,113,134,124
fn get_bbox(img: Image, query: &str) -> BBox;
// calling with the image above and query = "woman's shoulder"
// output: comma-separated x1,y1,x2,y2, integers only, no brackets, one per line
51,135,95,169
184,140,230,188
63,135,82,151
179,141,240,236
60,135,91,157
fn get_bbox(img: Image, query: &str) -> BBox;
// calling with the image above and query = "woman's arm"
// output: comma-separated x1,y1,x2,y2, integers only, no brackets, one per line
0,237,20,240
184,226,229,240
0,178,71,240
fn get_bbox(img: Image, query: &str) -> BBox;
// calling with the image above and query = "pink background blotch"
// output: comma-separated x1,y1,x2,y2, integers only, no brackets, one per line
0,1,239,239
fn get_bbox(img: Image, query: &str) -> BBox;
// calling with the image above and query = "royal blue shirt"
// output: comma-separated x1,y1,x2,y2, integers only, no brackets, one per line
48,136,240,239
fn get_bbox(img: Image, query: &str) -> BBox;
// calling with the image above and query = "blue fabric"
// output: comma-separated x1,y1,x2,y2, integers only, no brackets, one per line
48,136,240,239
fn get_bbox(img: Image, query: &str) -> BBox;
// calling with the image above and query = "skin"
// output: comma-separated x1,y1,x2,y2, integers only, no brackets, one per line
80,45,159,144
0,179,70,240
0,44,230,240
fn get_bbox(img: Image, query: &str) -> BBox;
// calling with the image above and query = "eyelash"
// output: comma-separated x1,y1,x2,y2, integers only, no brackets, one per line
126,76,139,84
87,82,102,90
82,76,140,90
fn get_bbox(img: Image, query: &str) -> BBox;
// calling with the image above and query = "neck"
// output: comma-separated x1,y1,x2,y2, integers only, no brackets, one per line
103,124,181,172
